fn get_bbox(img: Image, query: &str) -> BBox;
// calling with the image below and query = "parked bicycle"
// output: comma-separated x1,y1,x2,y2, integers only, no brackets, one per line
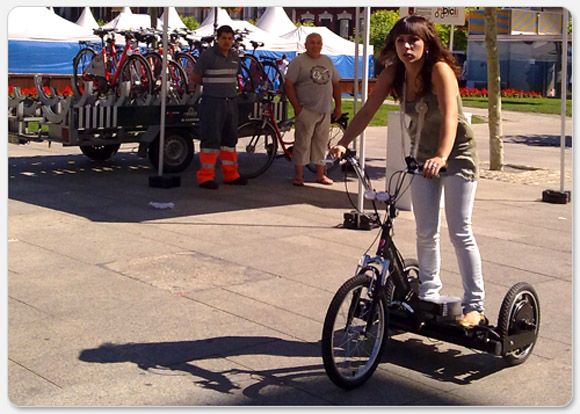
235,91,348,179
72,28,154,103
321,151,540,389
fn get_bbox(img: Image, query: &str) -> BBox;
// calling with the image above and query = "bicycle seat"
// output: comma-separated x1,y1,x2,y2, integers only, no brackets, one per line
331,112,349,128
93,28,114,38
250,40,264,49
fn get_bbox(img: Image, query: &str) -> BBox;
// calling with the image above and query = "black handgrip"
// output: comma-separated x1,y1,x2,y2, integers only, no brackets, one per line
405,156,447,173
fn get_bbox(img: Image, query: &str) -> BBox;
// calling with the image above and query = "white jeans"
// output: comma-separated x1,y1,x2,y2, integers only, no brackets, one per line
411,174,484,313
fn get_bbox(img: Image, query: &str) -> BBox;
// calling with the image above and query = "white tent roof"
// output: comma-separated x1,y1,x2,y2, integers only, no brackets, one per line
76,7,99,29
102,10,160,30
193,8,295,52
9,7,97,41
280,26,373,56
158,7,187,30
200,7,233,28
256,7,296,37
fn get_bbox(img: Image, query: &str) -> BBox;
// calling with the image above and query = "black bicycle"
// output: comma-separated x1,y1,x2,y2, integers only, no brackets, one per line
321,151,541,389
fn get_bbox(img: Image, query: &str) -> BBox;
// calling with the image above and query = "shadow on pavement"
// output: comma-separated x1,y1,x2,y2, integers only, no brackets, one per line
8,151,382,224
387,335,507,385
505,134,572,148
79,334,506,403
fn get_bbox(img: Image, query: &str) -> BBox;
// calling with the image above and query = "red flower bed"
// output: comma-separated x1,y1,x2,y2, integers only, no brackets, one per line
460,87,541,98
9,85,73,98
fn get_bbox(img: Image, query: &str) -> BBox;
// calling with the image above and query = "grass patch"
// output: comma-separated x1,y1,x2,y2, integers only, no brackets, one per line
287,100,400,127
462,97,571,117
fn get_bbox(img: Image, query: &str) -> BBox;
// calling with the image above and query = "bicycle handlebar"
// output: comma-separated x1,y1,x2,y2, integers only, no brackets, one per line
339,151,447,205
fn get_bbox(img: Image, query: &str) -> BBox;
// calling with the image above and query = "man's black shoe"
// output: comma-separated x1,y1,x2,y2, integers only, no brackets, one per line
224,176,248,186
199,180,219,190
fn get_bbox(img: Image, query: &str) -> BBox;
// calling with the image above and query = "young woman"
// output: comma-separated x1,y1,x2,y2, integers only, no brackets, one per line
330,15,484,327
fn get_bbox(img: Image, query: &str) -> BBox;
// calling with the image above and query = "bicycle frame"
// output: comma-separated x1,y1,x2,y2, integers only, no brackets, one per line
343,153,415,332
104,34,139,88
257,97,294,158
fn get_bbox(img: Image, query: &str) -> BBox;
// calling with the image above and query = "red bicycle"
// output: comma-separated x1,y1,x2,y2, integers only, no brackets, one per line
235,91,348,179
72,28,154,103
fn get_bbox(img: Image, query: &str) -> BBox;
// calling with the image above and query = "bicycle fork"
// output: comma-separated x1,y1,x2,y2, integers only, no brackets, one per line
351,255,391,335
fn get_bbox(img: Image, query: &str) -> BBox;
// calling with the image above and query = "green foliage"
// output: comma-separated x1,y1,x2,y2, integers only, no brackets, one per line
296,21,315,27
434,24,467,51
369,10,399,55
181,15,200,30
95,18,106,27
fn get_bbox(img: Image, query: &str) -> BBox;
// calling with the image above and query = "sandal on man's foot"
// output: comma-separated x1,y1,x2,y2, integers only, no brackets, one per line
316,176,334,185
292,178,304,186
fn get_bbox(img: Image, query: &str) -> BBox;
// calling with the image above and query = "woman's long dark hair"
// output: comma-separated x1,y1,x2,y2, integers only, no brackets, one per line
378,15,460,101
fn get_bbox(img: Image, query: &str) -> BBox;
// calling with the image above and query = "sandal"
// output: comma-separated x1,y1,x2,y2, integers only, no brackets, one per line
292,177,304,186
316,176,334,185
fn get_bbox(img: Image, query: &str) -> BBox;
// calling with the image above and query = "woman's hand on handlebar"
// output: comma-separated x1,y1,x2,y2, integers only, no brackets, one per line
329,145,347,160
423,156,447,179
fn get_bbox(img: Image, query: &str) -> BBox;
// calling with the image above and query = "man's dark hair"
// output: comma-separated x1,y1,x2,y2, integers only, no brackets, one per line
216,25,234,38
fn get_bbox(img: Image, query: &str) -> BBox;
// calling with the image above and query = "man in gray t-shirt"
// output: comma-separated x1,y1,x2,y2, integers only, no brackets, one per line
285,33,342,186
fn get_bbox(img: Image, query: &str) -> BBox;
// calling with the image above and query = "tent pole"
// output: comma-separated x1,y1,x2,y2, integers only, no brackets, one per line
357,6,371,213
559,9,568,193
157,7,169,178
214,7,218,35
541,8,569,203
353,7,360,115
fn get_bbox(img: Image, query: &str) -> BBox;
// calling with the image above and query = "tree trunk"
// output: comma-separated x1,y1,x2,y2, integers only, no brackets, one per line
485,7,504,171
149,8,159,48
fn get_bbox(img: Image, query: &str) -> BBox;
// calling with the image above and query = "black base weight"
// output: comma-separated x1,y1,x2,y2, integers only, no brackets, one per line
149,175,181,188
542,189,571,204
343,210,380,231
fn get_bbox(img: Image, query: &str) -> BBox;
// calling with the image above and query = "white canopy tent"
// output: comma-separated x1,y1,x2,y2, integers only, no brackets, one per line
255,6,296,37
102,9,160,30
9,7,96,41
193,7,296,54
200,7,233,28
280,25,373,57
76,7,99,29
158,6,187,30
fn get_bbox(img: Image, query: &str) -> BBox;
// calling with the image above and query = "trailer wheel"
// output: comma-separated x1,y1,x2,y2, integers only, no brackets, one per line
79,144,121,161
148,131,194,173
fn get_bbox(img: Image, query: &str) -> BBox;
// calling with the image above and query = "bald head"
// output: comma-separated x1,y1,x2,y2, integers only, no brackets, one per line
305,33,323,58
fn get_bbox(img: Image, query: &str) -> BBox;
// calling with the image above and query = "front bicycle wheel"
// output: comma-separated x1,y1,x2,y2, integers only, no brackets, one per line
174,52,197,93
261,60,285,96
236,120,278,179
322,272,387,389
118,54,154,104
72,48,98,97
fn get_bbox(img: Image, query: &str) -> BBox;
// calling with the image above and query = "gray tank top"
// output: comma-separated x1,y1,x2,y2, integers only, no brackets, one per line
404,92,478,181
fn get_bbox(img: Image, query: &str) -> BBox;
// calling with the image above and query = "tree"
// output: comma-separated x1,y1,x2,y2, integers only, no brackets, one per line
434,24,467,51
369,10,399,56
181,15,200,30
485,7,504,171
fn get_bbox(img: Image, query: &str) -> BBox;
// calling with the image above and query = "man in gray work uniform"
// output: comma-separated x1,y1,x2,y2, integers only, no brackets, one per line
191,25,248,190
